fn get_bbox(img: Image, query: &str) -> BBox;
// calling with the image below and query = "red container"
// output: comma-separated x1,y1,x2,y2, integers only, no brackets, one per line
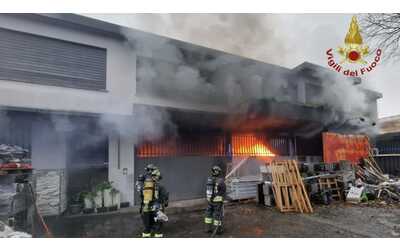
323,132,370,164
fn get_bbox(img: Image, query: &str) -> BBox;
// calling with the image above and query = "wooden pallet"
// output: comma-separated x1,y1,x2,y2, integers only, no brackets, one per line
270,160,313,213
318,175,342,201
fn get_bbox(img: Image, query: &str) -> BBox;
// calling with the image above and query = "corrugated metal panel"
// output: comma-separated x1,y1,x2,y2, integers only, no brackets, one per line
323,132,369,164
136,135,225,157
0,28,106,90
374,155,400,176
376,139,400,154
269,136,290,156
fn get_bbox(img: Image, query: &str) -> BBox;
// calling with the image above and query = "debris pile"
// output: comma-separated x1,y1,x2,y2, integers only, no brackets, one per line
0,220,32,238
0,144,31,170
263,154,399,210
352,153,400,204
355,155,386,184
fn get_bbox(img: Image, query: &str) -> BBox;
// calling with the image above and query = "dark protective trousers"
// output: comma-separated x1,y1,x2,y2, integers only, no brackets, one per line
141,211,162,237
204,202,224,232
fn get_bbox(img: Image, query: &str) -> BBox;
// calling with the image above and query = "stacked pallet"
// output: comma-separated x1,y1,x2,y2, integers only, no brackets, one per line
270,160,313,213
318,175,342,201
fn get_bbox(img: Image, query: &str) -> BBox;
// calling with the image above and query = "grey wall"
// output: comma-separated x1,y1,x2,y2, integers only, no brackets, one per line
135,156,227,205
31,120,67,171
0,111,32,150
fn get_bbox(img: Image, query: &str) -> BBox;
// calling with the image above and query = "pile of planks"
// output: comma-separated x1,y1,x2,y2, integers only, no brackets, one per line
355,146,387,184
355,145,400,203
270,160,313,213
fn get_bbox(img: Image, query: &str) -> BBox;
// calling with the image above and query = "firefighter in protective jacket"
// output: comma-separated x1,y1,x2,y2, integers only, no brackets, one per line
137,164,169,238
204,165,226,235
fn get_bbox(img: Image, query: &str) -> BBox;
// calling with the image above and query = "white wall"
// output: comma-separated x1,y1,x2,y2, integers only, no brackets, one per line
0,14,136,116
108,134,135,205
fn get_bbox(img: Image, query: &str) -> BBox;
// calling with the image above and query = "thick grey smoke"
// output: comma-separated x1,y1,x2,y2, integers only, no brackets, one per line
296,69,379,137
85,14,380,138
123,25,292,111
91,14,288,65
100,105,177,144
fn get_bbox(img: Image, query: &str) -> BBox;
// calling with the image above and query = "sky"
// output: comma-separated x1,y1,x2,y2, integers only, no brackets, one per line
85,14,400,119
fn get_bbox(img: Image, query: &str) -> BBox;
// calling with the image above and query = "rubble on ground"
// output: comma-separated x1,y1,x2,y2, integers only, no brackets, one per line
0,220,31,238
0,144,31,170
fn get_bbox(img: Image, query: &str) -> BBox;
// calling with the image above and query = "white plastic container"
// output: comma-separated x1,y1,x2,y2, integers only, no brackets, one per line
83,197,93,209
112,191,121,209
103,188,113,208
94,190,103,210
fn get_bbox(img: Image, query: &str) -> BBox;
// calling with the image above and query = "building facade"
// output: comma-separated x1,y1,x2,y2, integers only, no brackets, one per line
0,14,382,213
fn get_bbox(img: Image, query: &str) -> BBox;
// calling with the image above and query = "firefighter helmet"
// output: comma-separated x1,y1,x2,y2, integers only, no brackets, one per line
151,168,162,181
145,164,157,174
211,165,222,177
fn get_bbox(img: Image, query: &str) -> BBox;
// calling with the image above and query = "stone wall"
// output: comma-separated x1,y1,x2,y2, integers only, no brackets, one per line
34,169,67,216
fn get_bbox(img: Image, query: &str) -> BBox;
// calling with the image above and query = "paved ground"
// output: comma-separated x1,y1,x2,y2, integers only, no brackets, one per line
164,201,400,238
43,200,400,238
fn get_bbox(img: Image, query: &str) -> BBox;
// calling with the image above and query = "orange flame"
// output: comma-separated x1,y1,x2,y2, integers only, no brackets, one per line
232,133,275,157
137,133,277,159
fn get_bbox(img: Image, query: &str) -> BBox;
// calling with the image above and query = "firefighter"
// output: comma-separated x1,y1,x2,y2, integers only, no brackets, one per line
138,164,169,238
204,165,226,235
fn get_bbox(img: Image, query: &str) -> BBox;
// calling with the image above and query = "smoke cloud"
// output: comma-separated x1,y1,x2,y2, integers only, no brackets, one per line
118,15,377,137
1,14,380,151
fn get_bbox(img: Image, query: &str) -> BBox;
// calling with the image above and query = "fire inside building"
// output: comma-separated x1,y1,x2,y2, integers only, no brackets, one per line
0,13,382,232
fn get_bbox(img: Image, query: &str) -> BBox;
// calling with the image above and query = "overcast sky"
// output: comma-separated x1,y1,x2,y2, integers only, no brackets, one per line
85,14,399,119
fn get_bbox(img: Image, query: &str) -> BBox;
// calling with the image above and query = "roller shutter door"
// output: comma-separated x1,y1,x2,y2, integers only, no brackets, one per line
0,28,106,90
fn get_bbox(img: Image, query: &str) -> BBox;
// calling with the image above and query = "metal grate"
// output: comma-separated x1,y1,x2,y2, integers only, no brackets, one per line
136,135,226,157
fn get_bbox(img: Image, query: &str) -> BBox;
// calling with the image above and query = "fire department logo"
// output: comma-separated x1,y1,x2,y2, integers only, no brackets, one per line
326,16,382,77
338,16,369,64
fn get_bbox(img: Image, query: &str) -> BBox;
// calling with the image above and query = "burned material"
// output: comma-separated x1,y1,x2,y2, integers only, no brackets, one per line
0,144,32,172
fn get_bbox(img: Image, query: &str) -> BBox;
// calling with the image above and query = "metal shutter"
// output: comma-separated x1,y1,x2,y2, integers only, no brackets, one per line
0,28,106,90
